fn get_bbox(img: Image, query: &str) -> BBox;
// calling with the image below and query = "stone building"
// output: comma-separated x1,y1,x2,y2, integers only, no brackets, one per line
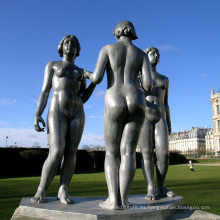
168,88,220,157
210,88,220,156
169,127,211,157
205,129,215,156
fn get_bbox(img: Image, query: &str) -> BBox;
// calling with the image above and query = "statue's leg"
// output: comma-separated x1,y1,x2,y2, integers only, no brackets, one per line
155,118,175,197
99,111,123,210
31,112,68,203
58,110,85,204
119,116,144,208
138,118,156,200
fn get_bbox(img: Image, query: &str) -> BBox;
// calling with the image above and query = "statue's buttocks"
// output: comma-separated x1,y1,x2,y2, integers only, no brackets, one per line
105,84,146,121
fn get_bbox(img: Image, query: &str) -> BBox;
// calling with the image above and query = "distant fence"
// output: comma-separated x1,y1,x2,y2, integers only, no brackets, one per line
0,148,185,177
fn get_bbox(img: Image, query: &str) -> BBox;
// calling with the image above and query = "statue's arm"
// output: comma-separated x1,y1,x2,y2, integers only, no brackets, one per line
164,78,171,134
141,55,153,92
80,74,96,104
34,62,53,132
84,46,108,84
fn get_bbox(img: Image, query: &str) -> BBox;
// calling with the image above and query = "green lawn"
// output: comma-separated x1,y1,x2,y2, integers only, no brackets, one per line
187,158,220,164
0,165,220,220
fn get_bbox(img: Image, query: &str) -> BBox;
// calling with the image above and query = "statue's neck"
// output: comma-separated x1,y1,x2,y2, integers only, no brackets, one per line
62,54,75,63
118,36,132,44
150,65,157,72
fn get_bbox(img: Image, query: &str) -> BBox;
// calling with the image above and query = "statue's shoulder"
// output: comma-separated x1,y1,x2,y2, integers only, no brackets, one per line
75,65,84,74
159,73,169,87
102,43,116,50
163,74,169,83
158,72,169,82
73,64,81,71
131,44,145,53
44,61,57,73
46,61,58,68
98,44,116,56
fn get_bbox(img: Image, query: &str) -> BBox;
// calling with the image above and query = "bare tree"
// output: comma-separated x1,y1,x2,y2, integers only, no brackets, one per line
32,142,41,148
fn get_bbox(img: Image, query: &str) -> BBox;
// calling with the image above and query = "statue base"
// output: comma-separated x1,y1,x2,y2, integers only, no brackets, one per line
12,195,184,220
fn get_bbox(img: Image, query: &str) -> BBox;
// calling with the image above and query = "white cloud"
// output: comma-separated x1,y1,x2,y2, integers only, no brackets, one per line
0,128,48,148
19,121,29,125
95,90,105,97
158,45,180,51
80,134,105,147
95,136,104,141
28,98,38,104
0,128,105,148
27,133,37,138
201,73,208,78
0,121,10,128
89,113,104,120
84,104,94,109
0,98,16,105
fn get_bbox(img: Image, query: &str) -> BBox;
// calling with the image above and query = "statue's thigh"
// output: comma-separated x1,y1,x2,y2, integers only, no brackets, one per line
138,118,154,155
154,118,169,157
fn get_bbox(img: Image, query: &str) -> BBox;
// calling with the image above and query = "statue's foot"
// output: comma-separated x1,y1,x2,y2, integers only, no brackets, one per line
158,186,175,197
145,194,157,200
145,186,157,200
31,189,46,203
120,200,131,209
99,197,119,210
167,190,175,197
57,188,74,204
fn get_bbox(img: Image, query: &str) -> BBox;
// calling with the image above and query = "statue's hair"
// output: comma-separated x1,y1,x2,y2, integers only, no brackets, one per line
144,47,160,57
113,21,138,40
58,35,81,57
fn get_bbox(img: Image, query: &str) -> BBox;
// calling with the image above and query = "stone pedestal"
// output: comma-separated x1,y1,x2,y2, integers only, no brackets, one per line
12,195,184,220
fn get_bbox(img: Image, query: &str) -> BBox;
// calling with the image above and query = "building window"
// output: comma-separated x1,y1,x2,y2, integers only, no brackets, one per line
218,120,220,132
217,105,220,115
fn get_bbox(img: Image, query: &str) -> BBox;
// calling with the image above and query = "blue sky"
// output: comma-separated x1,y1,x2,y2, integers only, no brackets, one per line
0,0,220,148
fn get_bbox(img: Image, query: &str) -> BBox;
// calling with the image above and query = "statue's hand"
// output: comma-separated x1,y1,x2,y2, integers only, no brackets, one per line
83,70,91,79
34,115,46,132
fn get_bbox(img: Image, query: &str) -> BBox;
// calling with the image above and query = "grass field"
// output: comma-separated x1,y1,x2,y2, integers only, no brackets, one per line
187,158,220,164
0,164,220,220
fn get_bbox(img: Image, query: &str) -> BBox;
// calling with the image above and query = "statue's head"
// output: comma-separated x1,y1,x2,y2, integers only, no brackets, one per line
144,47,160,66
58,35,81,57
113,21,138,40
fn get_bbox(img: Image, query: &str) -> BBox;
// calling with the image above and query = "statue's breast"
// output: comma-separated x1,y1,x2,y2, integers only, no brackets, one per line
154,76,166,90
54,63,83,81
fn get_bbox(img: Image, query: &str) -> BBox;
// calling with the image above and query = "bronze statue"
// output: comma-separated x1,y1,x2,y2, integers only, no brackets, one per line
84,21,152,210
32,35,95,204
138,47,175,200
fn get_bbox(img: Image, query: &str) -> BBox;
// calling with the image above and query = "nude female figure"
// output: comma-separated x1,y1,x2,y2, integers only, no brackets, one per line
138,47,175,200
84,21,152,210
32,35,95,204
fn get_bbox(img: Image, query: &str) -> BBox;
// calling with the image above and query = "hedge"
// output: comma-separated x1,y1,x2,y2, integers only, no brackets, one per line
0,148,186,177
